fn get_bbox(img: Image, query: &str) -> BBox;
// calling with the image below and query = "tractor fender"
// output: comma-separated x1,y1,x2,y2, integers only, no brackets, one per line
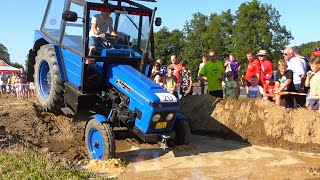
29,31,66,82
83,114,112,140
175,113,187,121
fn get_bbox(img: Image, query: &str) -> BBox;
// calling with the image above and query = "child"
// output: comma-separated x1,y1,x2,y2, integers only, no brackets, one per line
305,57,320,113
229,53,241,97
224,56,232,73
154,75,163,87
224,71,237,99
198,55,208,94
274,59,296,108
229,53,241,81
180,61,193,96
29,82,35,98
15,76,22,99
163,66,177,96
263,75,275,102
247,75,263,98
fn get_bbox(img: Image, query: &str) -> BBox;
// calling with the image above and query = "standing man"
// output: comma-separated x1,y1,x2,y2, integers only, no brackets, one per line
283,47,307,107
199,50,224,98
169,54,183,99
245,51,261,86
257,50,273,87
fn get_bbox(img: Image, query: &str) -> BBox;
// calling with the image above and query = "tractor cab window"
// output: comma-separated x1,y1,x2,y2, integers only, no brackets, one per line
42,0,65,41
62,3,84,54
88,9,151,58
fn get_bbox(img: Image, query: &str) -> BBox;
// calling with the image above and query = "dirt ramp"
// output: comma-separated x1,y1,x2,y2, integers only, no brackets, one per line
179,95,320,152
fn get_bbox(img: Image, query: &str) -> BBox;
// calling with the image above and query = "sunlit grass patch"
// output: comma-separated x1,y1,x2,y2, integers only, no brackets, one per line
0,146,95,179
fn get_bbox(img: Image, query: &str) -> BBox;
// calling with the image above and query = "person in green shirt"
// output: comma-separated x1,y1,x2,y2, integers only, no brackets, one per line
199,50,224,98
224,71,237,99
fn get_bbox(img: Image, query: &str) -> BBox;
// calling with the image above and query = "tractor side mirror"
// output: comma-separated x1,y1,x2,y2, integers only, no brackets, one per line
62,11,78,22
155,17,162,26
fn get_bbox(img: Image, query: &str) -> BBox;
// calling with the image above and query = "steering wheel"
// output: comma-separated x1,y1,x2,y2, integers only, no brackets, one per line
97,33,118,49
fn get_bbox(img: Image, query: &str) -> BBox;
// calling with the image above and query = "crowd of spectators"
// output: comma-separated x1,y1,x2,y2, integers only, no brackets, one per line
149,47,320,113
0,72,35,99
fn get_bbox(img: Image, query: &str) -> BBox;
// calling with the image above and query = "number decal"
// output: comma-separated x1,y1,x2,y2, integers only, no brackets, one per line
155,93,177,103
163,94,174,101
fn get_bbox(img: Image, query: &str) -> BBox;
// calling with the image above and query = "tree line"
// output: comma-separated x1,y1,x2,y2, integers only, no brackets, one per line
154,0,320,75
0,43,23,69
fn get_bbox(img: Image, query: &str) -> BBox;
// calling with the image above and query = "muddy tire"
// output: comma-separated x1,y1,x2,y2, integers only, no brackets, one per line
34,44,64,112
85,119,115,160
173,120,191,145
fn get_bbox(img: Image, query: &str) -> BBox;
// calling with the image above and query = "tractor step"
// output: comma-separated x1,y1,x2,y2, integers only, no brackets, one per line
61,107,75,116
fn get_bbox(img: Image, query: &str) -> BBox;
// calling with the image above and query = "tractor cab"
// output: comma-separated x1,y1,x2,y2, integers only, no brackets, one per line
60,0,161,63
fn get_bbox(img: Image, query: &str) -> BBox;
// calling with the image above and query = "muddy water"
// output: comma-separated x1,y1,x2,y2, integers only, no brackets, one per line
114,135,320,179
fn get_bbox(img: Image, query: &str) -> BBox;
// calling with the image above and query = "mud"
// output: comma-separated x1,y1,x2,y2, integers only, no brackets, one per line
0,95,87,164
179,94,320,153
1,94,320,179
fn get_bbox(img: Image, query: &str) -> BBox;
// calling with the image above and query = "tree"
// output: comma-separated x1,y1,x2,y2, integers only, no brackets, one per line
10,62,23,69
298,41,320,59
0,43,11,64
182,12,209,72
154,27,185,66
232,0,293,69
205,10,235,60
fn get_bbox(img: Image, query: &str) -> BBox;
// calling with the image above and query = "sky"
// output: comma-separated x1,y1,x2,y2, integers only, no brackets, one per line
0,0,319,66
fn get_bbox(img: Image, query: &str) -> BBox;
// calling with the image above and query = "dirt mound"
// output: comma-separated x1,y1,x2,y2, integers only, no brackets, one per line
179,94,320,153
0,95,87,164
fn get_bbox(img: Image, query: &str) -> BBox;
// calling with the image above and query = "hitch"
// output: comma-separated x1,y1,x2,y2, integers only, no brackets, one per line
159,135,170,149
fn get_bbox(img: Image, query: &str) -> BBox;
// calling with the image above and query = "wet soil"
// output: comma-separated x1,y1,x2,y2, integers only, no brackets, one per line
1,94,320,179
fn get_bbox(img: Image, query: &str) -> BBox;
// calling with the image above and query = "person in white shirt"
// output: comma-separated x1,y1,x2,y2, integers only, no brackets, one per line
247,75,263,98
88,11,117,56
283,47,307,107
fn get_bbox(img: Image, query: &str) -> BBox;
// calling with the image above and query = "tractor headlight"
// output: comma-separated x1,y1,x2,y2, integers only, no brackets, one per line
166,113,175,121
152,114,161,122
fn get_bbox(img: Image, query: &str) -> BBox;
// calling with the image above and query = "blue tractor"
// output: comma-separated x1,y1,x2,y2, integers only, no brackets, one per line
27,0,191,160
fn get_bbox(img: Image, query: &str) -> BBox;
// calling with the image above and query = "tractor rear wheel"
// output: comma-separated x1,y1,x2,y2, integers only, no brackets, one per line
34,44,64,112
85,119,115,160
172,120,191,145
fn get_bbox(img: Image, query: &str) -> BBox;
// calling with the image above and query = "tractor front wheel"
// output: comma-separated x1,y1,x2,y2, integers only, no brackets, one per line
172,120,191,146
85,119,115,160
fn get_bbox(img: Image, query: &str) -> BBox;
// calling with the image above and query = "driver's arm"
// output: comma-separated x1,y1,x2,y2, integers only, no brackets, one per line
91,23,100,36
107,17,117,36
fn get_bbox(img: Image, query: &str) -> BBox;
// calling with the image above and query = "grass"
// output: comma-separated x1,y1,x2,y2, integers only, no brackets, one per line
0,146,96,179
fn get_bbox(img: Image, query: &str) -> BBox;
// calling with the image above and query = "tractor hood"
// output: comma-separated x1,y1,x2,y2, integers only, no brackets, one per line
105,64,178,107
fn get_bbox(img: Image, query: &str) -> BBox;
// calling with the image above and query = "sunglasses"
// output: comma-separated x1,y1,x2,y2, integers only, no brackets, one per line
258,55,265,57
210,55,215,58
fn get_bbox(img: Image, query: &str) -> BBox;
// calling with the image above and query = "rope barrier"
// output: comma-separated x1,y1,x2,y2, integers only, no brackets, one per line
279,91,308,96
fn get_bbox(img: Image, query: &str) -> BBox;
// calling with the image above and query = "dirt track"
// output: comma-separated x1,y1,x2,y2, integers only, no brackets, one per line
1,95,320,179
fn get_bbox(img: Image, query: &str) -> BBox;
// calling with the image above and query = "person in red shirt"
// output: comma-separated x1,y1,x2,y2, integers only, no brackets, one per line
169,53,183,98
245,51,261,86
263,74,275,102
257,50,274,87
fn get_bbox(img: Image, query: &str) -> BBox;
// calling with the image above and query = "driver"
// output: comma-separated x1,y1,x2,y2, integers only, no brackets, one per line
88,11,117,56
